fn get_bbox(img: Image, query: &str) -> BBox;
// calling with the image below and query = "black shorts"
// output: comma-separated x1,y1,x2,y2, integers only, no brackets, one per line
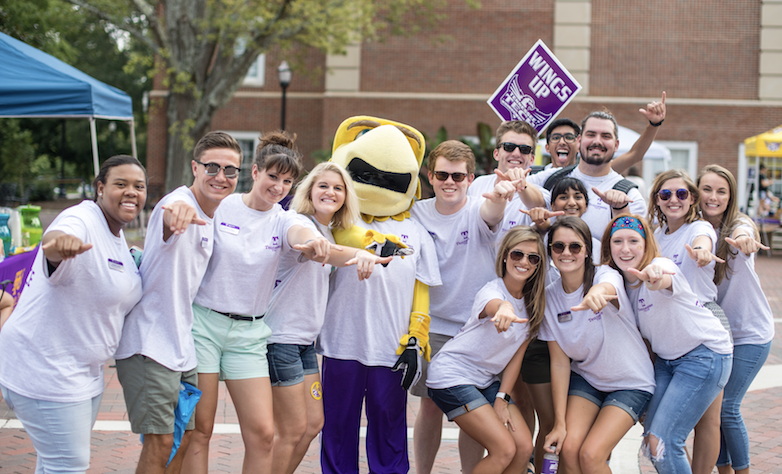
521,337,551,384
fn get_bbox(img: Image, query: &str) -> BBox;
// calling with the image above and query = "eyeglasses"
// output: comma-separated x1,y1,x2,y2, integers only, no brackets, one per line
433,171,468,182
508,250,541,265
551,241,584,255
549,133,577,143
196,160,241,179
657,188,690,201
497,142,534,155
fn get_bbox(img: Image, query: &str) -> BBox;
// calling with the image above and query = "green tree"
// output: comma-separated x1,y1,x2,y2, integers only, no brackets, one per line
63,0,477,191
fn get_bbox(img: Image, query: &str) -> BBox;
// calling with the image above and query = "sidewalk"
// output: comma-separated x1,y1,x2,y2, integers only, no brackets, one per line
2,252,782,472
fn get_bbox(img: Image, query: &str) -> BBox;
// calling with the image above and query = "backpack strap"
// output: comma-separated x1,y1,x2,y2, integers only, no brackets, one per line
612,178,639,194
528,165,547,175
542,164,578,191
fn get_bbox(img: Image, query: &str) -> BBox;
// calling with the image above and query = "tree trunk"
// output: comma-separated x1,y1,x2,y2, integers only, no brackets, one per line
164,91,213,192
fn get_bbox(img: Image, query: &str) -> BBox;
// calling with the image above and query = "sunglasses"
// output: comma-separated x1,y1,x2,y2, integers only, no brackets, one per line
433,171,468,182
508,250,541,265
497,142,534,155
549,133,577,143
196,160,241,179
657,188,690,201
551,241,584,255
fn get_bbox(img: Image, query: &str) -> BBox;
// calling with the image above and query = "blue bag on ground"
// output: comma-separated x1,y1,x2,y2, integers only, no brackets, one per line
139,381,202,466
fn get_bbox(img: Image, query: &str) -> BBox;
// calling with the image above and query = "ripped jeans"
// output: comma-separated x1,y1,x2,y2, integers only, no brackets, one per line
643,344,732,474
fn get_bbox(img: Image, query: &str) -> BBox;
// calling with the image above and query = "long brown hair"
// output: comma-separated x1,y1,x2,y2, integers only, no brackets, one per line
495,226,547,336
647,169,701,230
547,216,595,296
697,165,759,284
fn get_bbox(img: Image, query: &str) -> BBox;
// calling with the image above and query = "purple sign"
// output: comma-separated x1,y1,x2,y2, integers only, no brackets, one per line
487,40,582,133
0,245,38,306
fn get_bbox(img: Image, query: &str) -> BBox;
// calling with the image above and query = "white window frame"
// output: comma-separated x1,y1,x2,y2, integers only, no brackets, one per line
643,140,698,186
226,131,261,193
243,53,266,87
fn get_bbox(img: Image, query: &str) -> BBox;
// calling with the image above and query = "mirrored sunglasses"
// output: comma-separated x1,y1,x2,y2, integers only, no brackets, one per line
658,188,689,201
196,160,241,179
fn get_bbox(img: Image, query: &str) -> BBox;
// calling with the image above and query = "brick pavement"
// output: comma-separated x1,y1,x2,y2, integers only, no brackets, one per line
1,254,782,473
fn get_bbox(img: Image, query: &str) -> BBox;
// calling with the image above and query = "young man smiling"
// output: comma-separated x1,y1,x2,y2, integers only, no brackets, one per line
115,131,243,474
411,140,519,474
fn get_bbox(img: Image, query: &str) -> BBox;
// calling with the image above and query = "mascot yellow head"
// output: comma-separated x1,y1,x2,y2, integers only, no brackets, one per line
330,116,425,218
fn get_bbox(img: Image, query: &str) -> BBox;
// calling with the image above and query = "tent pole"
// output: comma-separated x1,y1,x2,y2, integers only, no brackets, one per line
129,118,138,160
90,118,99,177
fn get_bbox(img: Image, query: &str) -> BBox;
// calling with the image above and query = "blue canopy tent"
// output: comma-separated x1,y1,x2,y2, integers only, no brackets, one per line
0,31,137,176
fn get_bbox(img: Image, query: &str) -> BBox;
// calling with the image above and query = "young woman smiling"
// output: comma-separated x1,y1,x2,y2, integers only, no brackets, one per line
647,169,730,474
0,155,147,473
426,226,546,474
697,165,773,474
540,216,654,474
264,162,389,474
602,214,732,474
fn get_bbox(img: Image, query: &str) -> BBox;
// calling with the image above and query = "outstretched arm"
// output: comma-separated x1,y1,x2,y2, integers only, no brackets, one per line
612,92,667,175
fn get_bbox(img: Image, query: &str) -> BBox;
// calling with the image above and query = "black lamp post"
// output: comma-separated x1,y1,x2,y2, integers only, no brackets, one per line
277,60,292,131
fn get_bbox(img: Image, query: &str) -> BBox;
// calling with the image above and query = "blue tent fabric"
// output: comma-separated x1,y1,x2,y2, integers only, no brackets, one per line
0,32,132,119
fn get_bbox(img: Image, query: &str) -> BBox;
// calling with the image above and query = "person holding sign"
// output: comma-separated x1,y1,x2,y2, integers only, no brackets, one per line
0,155,147,473
539,216,654,473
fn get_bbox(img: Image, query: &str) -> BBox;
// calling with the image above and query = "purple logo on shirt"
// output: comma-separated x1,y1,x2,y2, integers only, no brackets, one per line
265,235,282,251
401,234,410,244
588,311,603,322
638,298,653,313
672,254,682,266
274,279,281,288
457,230,469,245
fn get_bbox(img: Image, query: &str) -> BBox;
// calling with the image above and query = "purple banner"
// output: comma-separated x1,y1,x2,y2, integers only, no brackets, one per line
0,246,38,306
487,40,582,133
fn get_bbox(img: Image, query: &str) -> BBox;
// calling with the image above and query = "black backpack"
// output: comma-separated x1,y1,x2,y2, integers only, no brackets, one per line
541,164,638,194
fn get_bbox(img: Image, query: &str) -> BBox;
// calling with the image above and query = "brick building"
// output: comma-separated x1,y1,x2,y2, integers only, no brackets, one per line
146,0,782,202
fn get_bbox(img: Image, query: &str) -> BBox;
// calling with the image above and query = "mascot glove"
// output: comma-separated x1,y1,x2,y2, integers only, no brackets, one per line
392,336,422,390
396,311,431,361
363,230,414,259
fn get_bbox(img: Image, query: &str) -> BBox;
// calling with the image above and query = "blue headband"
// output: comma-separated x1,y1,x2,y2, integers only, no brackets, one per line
611,216,646,238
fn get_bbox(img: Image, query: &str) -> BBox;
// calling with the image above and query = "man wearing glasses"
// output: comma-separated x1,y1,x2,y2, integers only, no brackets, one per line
411,140,519,474
467,120,546,234
115,131,242,474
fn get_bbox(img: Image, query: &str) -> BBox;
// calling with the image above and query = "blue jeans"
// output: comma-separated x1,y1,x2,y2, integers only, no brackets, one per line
644,344,732,474
428,380,504,421
1,385,101,474
717,342,771,470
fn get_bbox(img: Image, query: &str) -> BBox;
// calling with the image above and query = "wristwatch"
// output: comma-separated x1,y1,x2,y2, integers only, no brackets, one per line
495,392,512,403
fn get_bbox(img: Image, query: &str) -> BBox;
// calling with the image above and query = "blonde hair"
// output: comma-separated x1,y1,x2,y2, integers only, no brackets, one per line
647,169,701,229
697,165,759,284
495,226,547,336
291,162,360,230
601,214,661,287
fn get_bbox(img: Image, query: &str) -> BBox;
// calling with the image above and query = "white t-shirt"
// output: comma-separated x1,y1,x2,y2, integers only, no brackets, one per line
654,220,718,302
628,258,732,359
467,174,534,238
115,186,213,372
538,266,655,394
194,194,310,316
427,278,530,389
717,221,775,345
265,217,334,345
528,166,646,242
0,201,142,402
318,217,441,367
411,197,499,336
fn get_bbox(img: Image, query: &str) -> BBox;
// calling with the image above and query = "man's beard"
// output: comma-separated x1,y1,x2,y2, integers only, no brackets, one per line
580,145,613,166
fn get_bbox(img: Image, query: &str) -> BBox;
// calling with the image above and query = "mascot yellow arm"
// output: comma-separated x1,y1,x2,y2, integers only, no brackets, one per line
332,225,408,252
396,280,432,361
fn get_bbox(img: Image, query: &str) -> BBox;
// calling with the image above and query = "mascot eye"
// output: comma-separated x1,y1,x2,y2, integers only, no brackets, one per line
355,128,371,139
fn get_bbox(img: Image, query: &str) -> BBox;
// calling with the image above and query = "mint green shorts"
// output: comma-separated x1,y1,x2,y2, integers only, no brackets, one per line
192,303,272,380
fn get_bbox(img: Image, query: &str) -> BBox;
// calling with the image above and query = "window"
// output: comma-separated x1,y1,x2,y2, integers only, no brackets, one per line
226,131,260,193
643,141,698,189
243,54,265,86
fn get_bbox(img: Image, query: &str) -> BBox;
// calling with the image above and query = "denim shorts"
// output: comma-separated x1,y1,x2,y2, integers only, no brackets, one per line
267,343,319,387
568,372,652,423
429,380,513,421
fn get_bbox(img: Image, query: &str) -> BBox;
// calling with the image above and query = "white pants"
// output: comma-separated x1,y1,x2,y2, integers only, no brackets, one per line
1,385,101,474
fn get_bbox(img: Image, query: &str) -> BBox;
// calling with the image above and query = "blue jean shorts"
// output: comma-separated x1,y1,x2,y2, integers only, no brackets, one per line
267,343,319,387
569,372,652,423
428,380,513,421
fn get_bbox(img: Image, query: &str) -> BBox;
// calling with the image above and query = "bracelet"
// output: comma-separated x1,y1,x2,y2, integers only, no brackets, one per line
733,234,749,239
692,246,703,250
612,203,629,210
303,239,316,245
496,392,512,403
650,119,664,127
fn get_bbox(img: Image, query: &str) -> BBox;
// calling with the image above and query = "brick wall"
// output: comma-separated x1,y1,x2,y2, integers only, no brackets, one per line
590,0,761,99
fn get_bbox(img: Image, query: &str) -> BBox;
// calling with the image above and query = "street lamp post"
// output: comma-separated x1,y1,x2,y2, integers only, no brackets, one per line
277,61,292,131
